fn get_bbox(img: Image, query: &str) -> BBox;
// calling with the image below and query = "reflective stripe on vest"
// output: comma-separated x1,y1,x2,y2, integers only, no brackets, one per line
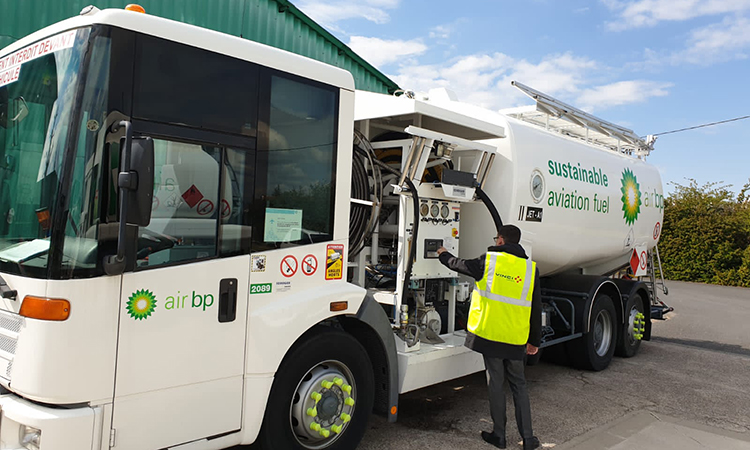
467,252,536,346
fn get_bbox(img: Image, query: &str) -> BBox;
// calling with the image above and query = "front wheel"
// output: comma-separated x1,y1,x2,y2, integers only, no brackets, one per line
257,327,374,450
567,294,617,371
615,293,645,357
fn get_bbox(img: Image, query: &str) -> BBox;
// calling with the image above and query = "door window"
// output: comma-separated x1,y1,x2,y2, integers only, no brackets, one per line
138,139,221,268
254,74,338,250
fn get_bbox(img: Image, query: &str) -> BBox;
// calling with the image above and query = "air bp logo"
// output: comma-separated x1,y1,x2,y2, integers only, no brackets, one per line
127,289,157,320
620,169,642,226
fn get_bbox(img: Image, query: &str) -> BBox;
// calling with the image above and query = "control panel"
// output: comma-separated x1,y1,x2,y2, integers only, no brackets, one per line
409,198,461,279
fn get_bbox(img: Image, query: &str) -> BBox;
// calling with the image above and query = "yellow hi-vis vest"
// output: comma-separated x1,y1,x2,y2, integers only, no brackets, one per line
468,252,536,345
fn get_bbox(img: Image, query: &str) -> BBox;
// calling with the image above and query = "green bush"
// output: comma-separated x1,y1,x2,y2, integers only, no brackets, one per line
659,179,750,286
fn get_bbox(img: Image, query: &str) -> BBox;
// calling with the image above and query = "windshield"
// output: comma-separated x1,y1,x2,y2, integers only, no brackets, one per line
0,27,101,278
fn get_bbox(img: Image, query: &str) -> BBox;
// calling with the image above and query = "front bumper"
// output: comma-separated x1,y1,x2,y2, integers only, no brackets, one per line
0,394,101,450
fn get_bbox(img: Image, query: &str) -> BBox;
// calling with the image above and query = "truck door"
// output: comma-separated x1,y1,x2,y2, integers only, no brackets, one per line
112,137,252,449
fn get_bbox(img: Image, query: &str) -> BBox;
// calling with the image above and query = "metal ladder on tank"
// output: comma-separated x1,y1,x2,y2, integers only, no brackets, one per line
646,245,673,319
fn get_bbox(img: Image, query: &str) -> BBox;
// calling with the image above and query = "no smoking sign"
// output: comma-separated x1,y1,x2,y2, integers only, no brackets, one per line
281,255,298,277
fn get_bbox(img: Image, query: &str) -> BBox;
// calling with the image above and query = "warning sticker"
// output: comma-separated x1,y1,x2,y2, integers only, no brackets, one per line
221,199,232,219
197,199,214,216
0,30,76,88
302,254,318,276
251,255,267,273
281,255,298,278
182,185,204,208
325,244,344,280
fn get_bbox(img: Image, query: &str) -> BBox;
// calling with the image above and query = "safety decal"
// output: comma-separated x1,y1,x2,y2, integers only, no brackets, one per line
325,244,344,280
0,30,76,88
302,254,318,276
196,199,214,216
629,247,648,277
251,255,267,272
653,222,661,240
281,255,298,277
221,199,232,219
182,184,204,209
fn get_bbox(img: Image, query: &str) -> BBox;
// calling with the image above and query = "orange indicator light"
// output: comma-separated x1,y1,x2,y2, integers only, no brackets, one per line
20,296,71,321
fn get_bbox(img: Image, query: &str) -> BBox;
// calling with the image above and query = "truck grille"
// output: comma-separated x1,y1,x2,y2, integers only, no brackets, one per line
0,310,23,381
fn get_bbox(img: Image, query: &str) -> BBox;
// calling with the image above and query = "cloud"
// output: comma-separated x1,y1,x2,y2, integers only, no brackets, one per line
577,80,673,110
297,0,400,26
603,0,750,30
429,25,452,39
347,36,427,67
627,15,750,67
389,52,670,113
391,52,602,111
673,15,750,63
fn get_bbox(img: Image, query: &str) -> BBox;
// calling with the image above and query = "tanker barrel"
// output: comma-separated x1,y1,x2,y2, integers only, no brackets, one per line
479,153,496,189
475,186,503,233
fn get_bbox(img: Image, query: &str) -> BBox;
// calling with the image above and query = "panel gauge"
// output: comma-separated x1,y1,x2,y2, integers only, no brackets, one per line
420,203,430,217
430,204,440,217
441,205,450,219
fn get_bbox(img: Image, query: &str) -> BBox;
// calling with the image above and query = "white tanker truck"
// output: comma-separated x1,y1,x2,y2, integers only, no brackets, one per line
0,7,670,450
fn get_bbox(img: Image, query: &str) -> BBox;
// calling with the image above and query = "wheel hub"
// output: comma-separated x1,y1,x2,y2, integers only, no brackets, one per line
593,309,613,357
290,360,357,449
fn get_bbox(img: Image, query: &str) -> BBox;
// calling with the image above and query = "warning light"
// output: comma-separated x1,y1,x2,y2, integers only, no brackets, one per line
124,4,146,13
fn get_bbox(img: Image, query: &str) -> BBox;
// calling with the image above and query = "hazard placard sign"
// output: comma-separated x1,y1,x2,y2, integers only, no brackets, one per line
630,246,648,277
325,244,344,280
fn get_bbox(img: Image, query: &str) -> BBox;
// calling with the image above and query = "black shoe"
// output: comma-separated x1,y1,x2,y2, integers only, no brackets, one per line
481,431,507,449
523,436,540,450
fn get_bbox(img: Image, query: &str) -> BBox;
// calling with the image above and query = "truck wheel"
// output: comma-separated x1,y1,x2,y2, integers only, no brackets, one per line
568,294,617,371
615,294,644,358
257,327,374,450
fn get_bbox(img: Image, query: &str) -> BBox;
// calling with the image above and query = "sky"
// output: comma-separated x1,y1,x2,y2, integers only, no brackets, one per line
295,0,750,196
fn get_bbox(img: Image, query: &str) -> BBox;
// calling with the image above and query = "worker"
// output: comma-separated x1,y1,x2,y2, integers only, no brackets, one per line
437,224,541,450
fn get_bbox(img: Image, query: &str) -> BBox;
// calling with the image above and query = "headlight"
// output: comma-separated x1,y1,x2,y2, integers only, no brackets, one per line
19,425,41,450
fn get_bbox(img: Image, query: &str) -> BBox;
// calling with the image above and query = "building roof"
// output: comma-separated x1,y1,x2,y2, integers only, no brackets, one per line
0,0,400,94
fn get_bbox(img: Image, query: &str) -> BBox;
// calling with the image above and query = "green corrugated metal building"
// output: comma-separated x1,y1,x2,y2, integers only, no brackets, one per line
0,0,399,93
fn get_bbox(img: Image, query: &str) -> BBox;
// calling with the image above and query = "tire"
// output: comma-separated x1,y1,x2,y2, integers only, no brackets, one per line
615,294,645,358
257,327,375,450
567,294,617,371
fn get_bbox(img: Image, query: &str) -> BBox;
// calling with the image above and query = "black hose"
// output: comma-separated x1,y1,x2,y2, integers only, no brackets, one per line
356,149,420,300
349,152,370,254
475,185,503,234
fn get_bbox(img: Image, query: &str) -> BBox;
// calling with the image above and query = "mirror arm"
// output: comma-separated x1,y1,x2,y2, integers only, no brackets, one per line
104,120,133,275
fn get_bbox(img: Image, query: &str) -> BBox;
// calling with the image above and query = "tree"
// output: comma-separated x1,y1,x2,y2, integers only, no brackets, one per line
659,179,750,286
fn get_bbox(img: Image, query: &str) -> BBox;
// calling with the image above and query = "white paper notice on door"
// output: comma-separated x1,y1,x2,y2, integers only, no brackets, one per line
264,208,303,242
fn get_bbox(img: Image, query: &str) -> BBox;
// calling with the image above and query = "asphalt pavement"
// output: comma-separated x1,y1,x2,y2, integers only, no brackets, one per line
358,280,750,450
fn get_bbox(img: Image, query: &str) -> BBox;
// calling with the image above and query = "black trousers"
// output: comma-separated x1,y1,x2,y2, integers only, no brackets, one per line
483,355,534,440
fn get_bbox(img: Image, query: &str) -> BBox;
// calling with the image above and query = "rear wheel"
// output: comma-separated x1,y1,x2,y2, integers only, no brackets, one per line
257,327,374,450
615,294,645,357
567,294,617,371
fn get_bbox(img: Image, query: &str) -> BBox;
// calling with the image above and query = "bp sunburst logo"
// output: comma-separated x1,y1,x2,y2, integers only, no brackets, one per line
127,289,157,320
620,169,642,226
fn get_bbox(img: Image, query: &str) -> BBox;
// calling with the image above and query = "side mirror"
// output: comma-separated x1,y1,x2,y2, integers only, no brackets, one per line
125,137,154,226
105,122,154,275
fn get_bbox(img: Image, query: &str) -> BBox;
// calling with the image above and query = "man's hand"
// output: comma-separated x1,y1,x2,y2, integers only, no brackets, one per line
437,246,448,255
526,344,538,355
